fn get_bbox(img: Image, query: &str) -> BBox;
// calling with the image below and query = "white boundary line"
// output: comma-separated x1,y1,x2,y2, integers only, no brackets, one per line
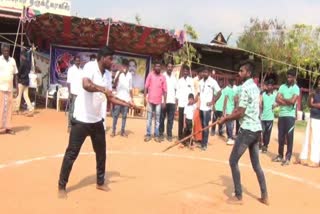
0,150,320,190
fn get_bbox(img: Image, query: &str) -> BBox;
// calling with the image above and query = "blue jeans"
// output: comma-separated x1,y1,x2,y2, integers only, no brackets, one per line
200,110,212,148
226,115,234,139
112,105,129,133
229,128,267,198
146,103,161,137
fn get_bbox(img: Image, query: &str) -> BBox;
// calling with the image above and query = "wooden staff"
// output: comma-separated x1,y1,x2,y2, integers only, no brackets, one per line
162,121,219,152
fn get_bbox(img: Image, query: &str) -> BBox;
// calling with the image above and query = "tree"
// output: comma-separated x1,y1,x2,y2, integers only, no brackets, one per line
135,14,141,25
164,24,201,66
237,18,320,84
237,18,288,81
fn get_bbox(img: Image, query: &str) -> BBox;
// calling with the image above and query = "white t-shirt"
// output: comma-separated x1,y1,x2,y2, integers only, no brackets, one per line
164,72,177,104
199,77,220,111
0,55,18,92
67,64,83,96
73,60,111,123
115,71,132,102
176,76,194,108
184,104,196,120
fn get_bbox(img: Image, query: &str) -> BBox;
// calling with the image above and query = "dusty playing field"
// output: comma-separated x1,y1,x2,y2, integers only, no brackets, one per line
0,109,319,214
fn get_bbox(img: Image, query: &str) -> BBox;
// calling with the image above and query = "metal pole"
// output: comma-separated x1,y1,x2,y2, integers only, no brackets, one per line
106,18,111,46
12,19,22,57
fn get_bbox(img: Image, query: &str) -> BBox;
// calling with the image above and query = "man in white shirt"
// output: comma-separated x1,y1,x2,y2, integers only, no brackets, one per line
58,47,133,198
111,59,133,137
159,62,177,142
198,67,221,150
0,43,18,135
176,64,194,140
66,55,82,131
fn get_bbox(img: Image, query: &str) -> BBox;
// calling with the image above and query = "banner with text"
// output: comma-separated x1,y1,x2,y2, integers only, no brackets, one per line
0,0,71,16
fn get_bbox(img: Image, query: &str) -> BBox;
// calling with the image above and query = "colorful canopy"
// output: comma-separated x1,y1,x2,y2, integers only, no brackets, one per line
25,13,185,56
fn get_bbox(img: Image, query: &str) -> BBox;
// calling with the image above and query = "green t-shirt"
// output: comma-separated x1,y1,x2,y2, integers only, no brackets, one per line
214,90,225,112
278,84,300,118
261,91,277,121
224,86,235,114
239,79,262,132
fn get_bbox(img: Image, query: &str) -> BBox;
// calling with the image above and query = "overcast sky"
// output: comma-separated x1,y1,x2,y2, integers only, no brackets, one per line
72,0,320,46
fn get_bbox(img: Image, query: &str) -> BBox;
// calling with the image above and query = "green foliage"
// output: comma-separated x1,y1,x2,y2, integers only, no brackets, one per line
237,18,320,84
135,14,141,25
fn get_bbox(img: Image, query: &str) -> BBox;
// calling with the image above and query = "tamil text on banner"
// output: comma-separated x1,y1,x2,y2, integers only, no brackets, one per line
0,0,71,16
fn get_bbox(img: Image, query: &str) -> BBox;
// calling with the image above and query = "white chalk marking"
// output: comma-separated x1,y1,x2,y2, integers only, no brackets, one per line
0,150,319,190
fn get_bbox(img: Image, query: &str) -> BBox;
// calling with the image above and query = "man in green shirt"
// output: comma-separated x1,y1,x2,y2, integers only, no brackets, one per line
211,79,225,136
273,69,300,166
219,61,268,205
261,79,277,153
223,79,236,145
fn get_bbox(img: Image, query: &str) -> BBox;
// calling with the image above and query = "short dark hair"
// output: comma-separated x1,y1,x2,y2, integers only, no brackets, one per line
228,78,235,84
90,54,96,60
153,59,162,65
166,61,173,66
182,64,190,71
74,55,81,60
266,79,274,85
287,68,297,77
240,60,255,76
128,59,137,66
188,93,194,99
97,46,114,61
122,58,129,66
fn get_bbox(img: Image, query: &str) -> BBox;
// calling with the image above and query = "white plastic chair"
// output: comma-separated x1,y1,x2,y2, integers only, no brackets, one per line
45,84,59,109
56,87,69,112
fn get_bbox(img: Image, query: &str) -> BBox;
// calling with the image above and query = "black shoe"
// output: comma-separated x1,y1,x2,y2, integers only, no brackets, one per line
144,135,151,142
201,146,207,151
261,146,268,153
159,135,165,141
281,159,290,166
272,156,283,162
167,136,173,142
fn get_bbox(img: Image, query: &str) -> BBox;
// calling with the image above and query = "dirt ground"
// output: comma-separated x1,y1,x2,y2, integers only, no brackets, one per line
1,109,319,214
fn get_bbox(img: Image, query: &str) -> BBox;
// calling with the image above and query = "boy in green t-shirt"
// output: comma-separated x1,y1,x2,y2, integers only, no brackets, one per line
273,69,300,166
260,79,277,153
211,79,225,136
223,79,236,145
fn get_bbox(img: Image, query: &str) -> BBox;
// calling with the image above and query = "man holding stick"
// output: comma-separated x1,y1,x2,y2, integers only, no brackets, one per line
218,61,268,205
58,47,134,198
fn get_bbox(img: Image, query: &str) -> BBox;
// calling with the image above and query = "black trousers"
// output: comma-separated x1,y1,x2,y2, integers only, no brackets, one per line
183,119,193,145
229,128,267,198
58,120,106,188
261,120,273,147
211,111,224,135
178,107,184,140
278,117,295,161
159,103,176,138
